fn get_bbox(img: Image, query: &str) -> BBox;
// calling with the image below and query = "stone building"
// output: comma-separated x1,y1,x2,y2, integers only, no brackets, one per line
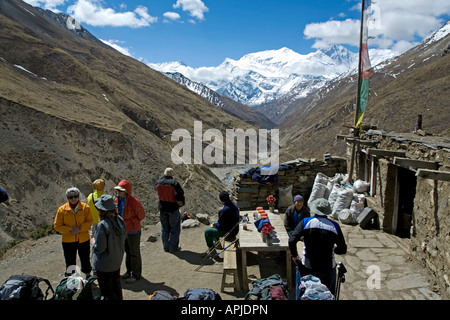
232,128,450,298
342,129,450,299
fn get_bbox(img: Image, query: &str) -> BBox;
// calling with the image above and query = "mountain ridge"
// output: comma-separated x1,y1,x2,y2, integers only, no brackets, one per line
0,0,255,247
148,44,395,108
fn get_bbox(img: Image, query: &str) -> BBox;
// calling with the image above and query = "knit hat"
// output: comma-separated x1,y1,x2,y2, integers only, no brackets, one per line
293,195,304,202
219,191,230,202
309,198,332,216
65,187,80,197
94,194,117,211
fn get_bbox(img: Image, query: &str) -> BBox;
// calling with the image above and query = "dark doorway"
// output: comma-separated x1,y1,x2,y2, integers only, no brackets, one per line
396,167,417,238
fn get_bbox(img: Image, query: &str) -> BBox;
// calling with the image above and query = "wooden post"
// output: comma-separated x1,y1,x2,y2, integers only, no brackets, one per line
392,165,399,235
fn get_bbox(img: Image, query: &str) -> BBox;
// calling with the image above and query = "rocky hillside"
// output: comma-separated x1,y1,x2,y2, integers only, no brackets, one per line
276,21,450,162
0,0,255,248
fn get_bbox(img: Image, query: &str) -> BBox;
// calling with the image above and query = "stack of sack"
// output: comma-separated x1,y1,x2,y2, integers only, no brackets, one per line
307,173,370,225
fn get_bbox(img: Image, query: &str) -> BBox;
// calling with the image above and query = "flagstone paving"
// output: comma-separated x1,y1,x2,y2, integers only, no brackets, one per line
335,224,441,300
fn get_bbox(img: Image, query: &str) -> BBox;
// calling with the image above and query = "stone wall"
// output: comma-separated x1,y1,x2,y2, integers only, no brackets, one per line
233,157,347,212
349,130,450,298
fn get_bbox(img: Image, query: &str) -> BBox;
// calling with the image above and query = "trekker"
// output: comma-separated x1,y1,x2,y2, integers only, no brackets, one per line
204,191,240,254
0,187,8,204
92,194,127,300
156,168,185,253
288,198,347,299
114,180,146,284
87,179,105,239
284,194,310,235
54,187,93,278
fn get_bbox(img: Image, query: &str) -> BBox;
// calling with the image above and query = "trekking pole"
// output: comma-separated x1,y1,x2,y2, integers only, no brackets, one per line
335,261,347,300
194,219,241,272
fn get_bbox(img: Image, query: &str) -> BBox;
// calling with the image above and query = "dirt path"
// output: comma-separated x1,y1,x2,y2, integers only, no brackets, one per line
0,217,441,300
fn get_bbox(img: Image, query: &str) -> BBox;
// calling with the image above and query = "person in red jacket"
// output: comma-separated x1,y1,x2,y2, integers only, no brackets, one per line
114,180,146,283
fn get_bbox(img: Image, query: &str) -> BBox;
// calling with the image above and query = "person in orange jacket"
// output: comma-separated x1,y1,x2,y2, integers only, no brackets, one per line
114,180,146,283
54,187,93,278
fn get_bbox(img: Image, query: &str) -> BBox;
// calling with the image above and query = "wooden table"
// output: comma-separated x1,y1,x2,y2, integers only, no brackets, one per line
238,210,292,292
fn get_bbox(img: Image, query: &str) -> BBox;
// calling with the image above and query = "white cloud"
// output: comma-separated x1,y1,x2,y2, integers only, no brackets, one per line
304,0,450,54
163,11,181,23
100,39,132,57
23,0,67,11
173,0,209,21
67,0,157,28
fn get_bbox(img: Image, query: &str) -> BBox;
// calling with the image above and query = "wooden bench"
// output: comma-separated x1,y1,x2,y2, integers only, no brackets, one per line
220,241,240,292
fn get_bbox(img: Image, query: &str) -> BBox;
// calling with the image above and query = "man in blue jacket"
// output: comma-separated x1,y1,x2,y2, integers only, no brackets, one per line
204,191,240,254
289,198,347,299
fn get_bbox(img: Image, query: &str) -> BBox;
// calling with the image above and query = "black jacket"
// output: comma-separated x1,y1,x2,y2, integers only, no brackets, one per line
284,205,311,233
289,216,347,272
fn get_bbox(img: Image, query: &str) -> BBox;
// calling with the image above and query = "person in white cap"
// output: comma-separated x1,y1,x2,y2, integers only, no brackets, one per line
288,198,347,299
54,187,93,278
155,167,185,253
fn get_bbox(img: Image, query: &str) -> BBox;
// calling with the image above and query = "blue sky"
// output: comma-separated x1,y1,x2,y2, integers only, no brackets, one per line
25,0,450,67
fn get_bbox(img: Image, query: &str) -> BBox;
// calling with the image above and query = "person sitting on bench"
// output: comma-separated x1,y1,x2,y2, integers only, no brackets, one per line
204,191,240,255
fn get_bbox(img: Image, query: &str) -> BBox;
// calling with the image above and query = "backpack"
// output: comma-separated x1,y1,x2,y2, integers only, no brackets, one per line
54,275,101,300
148,290,177,300
180,288,221,300
245,274,289,300
0,275,54,300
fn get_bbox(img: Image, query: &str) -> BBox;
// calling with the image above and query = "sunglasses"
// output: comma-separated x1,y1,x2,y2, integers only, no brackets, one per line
67,195,79,200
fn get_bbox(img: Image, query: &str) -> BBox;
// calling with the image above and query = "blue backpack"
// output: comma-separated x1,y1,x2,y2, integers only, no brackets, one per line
181,288,221,300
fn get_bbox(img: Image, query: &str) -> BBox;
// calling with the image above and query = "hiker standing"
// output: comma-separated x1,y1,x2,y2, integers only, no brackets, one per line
284,194,310,235
0,187,8,204
114,180,146,284
54,187,93,278
288,198,347,299
156,168,185,253
87,179,105,240
92,195,127,300
204,191,240,254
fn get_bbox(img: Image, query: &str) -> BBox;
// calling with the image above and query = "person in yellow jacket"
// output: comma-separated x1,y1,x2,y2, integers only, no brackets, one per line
54,187,93,278
87,179,105,240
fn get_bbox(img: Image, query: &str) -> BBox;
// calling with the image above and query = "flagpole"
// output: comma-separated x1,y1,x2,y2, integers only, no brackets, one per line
349,0,365,183
354,0,365,133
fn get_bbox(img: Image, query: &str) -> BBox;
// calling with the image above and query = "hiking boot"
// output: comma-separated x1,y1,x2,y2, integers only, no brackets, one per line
201,249,217,258
121,272,132,280
125,276,140,284
169,246,181,253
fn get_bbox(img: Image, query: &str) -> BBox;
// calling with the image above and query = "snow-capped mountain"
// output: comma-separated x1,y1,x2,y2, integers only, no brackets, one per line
148,44,396,107
149,45,360,106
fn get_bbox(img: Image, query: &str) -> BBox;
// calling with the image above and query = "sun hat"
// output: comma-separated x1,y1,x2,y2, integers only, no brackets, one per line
309,198,332,216
94,194,117,211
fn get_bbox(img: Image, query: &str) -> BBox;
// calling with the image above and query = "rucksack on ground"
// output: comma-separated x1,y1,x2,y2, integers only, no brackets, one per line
180,288,221,300
54,275,101,300
0,275,54,300
245,274,289,300
148,290,177,300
